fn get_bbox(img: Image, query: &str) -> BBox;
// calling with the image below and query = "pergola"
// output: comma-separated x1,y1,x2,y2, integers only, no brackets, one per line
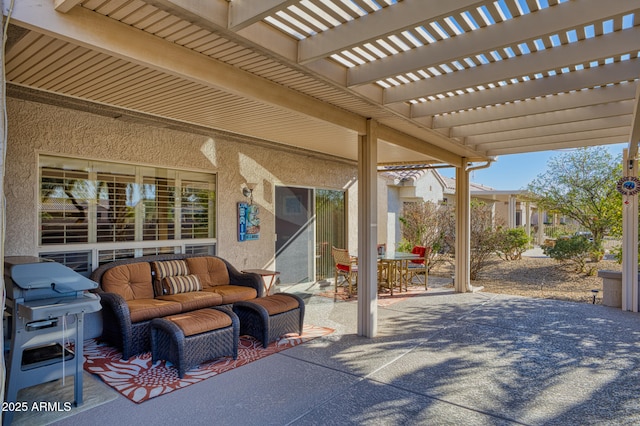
3,0,640,336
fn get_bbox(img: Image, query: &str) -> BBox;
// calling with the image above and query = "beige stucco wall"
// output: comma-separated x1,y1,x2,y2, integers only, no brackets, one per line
5,98,357,271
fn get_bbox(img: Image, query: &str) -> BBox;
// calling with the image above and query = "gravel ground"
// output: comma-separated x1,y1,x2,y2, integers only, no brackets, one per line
430,253,622,305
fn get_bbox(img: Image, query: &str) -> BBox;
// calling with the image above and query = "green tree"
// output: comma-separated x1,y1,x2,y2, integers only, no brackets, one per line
527,147,622,250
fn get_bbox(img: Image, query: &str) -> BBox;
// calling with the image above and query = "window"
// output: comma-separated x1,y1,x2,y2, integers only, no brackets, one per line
39,155,216,272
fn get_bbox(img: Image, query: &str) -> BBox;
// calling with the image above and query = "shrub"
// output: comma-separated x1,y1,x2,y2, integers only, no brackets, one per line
495,228,530,261
543,235,594,274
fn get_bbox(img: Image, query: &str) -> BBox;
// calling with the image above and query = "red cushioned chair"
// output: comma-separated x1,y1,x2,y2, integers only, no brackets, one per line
405,245,431,290
332,246,358,297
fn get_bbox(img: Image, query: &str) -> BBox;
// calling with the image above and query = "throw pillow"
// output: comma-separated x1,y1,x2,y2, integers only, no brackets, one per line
162,274,202,295
153,260,189,279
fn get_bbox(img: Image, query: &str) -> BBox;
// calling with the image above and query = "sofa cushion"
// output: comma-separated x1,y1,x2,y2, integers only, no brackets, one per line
162,274,202,295
127,298,182,323
185,257,230,289
101,263,154,301
204,285,257,304
156,291,223,312
151,260,189,295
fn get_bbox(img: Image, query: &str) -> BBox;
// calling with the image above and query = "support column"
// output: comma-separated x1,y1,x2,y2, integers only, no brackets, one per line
508,195,516,228
622,149,639,312
0,0,6,397
454,160,471,293
525,201,531,247
357,119,378,337
537,210,545,245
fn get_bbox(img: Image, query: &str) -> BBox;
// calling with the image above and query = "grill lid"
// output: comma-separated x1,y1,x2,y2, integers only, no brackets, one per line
5,256,97,292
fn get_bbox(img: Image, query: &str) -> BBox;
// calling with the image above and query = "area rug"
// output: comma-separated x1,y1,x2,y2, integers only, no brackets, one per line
83,324,333,403
317,285,428,307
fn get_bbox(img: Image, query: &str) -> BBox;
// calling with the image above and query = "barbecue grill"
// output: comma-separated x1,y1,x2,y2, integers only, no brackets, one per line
3,256,101,425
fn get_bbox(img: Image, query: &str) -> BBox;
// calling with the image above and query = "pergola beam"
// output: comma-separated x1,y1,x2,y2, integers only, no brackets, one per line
450,102,634,137
487,134,628,156
378,125,464,167
386,27,640,105
431,83,636,128
349,0,630,86
477,127,628,151
467,116,630,146
298,0,484,64
53,0,82,13
228,0,297,31
411,60,640,117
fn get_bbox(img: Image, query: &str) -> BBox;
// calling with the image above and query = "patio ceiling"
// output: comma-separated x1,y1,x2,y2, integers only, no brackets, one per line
6,0,640,166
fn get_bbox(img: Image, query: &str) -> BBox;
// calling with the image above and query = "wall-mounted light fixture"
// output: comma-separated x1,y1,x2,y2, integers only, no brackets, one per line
242,183,257,204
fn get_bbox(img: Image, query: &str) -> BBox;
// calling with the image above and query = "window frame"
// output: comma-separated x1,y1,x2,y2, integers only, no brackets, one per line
38,154,217,273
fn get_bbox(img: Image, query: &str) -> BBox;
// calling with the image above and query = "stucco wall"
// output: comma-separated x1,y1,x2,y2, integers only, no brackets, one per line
6,98,357,270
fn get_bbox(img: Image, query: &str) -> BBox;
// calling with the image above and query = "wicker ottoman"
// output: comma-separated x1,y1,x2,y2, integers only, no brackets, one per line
233,293,305,348
151,307,239,378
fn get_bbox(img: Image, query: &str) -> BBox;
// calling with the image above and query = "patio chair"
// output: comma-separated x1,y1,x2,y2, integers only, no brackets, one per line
332,246,358,297
404,245,431,290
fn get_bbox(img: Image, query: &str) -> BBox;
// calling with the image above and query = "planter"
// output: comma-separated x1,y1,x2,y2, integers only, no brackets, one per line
597,270,627,308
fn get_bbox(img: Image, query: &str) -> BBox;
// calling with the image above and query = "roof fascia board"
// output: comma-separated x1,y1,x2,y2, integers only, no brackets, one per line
411,59,640,116
298,0,485,64
385,26,640,104
10,0,368,135
349,0,632,86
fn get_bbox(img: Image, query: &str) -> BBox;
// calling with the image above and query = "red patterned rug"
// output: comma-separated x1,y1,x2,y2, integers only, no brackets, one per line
83,324,333,403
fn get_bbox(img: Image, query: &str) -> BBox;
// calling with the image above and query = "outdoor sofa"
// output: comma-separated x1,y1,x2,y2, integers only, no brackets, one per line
91,254,263,359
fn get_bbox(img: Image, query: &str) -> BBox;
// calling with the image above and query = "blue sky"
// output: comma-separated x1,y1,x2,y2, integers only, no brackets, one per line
439,143,629,190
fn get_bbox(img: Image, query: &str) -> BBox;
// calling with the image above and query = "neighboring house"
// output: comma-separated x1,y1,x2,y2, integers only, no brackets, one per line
379,167,540,248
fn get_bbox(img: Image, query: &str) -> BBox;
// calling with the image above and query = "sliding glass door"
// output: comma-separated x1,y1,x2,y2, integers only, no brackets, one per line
275,187,345,284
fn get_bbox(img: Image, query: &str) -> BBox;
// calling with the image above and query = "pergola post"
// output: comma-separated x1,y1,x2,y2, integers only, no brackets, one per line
524,201,531,245
508,195,516,228
454,160,471,293
537,210,546,245
622,149,639,312
357,119,378,337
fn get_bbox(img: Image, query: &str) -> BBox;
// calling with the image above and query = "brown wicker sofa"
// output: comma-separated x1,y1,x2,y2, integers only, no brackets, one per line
91,254,263,359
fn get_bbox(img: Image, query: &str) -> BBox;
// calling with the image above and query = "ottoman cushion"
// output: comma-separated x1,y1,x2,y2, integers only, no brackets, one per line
164,309,232,336
249,293,300,315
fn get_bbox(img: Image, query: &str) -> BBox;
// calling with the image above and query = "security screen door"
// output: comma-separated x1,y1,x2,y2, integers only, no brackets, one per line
275,186,346,284
275,186,314,284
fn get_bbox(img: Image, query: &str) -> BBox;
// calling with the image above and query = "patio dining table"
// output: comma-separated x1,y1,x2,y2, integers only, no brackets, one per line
377,252,423,295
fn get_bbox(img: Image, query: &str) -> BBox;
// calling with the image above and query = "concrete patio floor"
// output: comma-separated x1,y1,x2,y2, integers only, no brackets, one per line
55,279,640,426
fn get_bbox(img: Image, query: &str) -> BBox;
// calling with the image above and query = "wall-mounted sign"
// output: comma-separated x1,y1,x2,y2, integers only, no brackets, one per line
238,202,260,241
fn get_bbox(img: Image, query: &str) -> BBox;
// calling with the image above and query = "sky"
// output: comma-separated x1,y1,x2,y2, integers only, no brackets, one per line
438,143,630,190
